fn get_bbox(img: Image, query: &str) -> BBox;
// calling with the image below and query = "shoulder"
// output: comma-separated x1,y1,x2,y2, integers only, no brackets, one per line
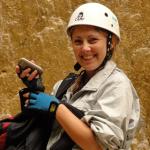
106,62,131,88
98,60,132,89
99,62,136,97
112,67,130,83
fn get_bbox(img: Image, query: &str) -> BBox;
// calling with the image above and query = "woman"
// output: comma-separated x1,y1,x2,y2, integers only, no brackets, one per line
16,2,140,150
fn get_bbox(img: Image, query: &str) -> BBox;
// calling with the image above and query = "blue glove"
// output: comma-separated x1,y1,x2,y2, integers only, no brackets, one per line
28,92,60,113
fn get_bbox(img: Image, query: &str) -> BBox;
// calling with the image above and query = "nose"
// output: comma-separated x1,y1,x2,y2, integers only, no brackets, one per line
82,41,91,52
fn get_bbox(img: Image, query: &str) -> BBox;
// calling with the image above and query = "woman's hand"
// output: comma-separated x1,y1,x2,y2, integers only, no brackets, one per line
28,92,60,113
16,65,38,81
16,60,45,92
22,91,60,113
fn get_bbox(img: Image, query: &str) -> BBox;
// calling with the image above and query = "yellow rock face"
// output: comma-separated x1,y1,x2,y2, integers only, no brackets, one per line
0,0,150,149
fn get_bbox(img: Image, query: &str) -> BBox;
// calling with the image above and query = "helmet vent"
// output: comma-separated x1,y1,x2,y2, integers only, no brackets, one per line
104,12,108,17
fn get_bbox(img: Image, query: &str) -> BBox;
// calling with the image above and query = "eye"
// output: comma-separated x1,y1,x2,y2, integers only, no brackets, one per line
88,38,98,44
73,39,82,45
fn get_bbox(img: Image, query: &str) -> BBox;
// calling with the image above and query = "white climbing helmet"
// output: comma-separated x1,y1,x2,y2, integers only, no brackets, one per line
67,2,120,41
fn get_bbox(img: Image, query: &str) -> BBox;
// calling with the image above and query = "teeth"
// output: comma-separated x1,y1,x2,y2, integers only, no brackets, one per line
83,55,93,60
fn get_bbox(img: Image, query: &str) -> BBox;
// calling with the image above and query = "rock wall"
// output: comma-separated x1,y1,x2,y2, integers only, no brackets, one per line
0,0,150,149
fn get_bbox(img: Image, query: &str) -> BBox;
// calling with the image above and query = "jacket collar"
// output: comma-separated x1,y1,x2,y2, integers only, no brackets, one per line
82,60,117,91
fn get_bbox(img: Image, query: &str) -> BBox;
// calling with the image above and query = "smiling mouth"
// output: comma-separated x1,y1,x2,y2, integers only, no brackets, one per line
82,55,96,61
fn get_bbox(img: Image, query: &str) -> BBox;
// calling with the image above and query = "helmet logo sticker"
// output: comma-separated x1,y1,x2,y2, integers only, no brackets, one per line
75,12,84,21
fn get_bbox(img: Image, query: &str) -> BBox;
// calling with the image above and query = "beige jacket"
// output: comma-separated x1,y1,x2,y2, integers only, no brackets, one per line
47,60,140,150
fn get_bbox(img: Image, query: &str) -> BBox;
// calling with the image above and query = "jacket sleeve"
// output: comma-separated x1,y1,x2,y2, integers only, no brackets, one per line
82,75,140,150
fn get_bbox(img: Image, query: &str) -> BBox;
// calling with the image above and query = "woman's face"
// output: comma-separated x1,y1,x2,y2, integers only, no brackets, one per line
71,25,108,74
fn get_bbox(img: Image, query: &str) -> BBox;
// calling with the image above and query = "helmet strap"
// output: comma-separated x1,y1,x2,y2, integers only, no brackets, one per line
106,33,113,60
99,33,113,69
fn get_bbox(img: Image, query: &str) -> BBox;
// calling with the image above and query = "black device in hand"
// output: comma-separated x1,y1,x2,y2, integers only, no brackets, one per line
18,58,45,92
18,58,43,75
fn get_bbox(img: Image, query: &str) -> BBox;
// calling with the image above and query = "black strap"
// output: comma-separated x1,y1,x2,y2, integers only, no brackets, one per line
56,73,78,100
50,103,84,150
